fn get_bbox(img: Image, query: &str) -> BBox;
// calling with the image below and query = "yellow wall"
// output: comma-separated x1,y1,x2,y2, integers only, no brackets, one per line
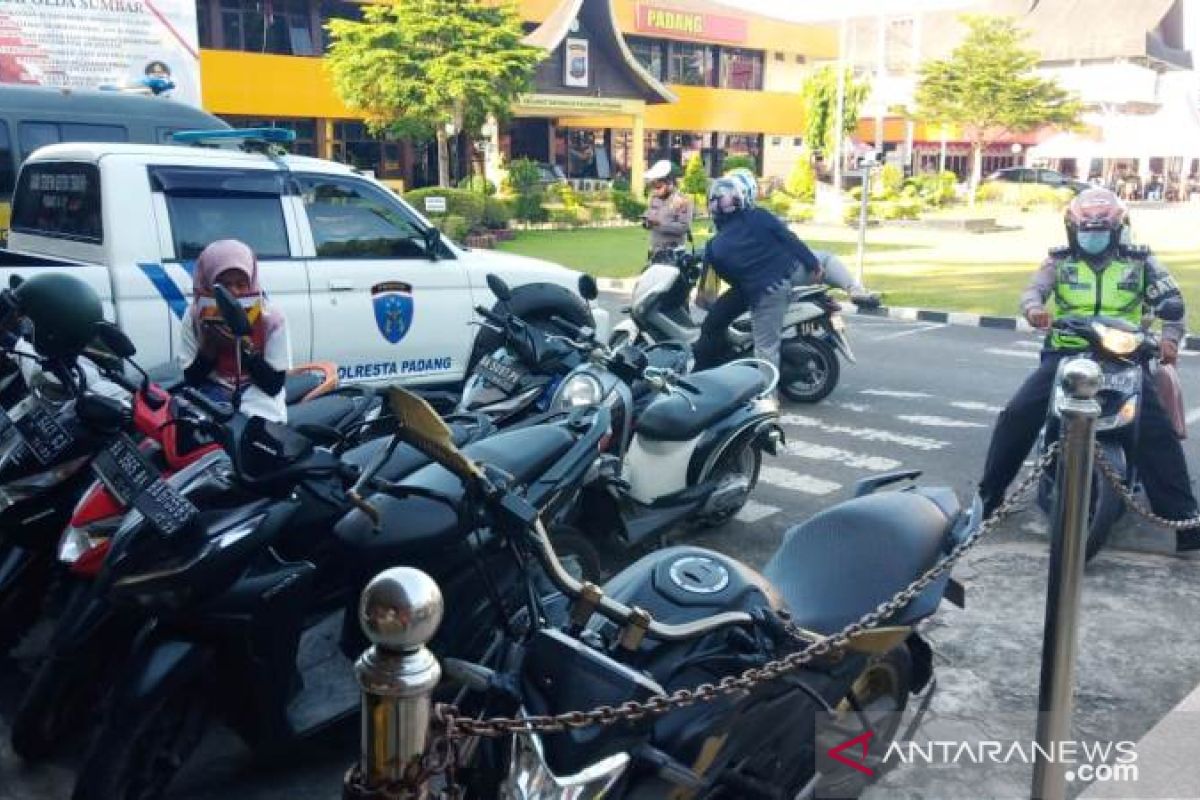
201,49,356,118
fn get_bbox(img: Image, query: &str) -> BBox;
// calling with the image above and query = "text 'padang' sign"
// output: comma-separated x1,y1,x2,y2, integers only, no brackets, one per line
634,4,748,44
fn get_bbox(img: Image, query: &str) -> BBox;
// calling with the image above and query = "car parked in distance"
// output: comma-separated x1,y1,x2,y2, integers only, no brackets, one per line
984,167,1090,194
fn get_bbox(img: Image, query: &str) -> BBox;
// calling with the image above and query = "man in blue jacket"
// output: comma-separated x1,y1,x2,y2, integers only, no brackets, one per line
696,177,821,374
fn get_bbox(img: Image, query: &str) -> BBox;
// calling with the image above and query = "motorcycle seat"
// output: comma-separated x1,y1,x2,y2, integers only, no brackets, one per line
635,364,765,442
341,421,478,479
761,492,952,634
286,393,372,433
333,425,575,555
285,372,323,404
790,285,826,302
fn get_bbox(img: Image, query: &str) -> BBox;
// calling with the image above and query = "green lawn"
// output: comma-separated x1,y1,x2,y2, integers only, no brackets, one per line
498,225,1200,326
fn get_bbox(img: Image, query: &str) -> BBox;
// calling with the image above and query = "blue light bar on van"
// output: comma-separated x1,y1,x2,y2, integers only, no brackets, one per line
171,127,297,145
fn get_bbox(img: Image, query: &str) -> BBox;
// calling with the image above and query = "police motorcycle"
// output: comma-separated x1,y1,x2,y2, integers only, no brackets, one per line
0,276,381,661
458,274,601,425
544,314,782,554
339,389,977,800
609,237,854,403
68,297,615,800
8,286,497,764
1034,314,1168,562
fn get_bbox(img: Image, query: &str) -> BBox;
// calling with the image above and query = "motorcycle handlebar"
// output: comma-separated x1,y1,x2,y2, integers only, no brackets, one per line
179,386,235,424
475,305,508,328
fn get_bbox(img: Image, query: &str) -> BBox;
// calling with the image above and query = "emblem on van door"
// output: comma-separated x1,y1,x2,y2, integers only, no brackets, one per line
371,282,414,344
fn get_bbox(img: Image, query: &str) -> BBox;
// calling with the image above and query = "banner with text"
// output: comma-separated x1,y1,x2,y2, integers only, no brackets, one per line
0,0,201,106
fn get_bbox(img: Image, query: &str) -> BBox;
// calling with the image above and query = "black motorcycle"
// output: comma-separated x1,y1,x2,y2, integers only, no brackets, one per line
365,408,977,799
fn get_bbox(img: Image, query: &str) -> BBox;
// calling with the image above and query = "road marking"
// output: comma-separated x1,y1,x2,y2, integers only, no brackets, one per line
760,466,841,495
781,414,949,451
1186,407,1200,425
870,323,947,341
1013,340,1042,350
985,347,1040,360
736,499,781,523
786,440,902,471
897,414,987,429
950,401,1005,414
860,389,932,399
837,402,871,413
1023,520,1049,535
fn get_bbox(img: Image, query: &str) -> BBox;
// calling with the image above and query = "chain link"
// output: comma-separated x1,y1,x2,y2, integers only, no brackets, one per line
436,444,1058,741
1094,449,1200,530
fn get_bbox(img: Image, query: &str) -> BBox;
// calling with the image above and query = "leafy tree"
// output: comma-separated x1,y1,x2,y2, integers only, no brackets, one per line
799,65,871,157
914,14,1081,200
681,153,708,205
326,1,544,187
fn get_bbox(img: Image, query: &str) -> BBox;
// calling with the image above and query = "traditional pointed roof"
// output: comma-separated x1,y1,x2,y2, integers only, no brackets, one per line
522,0,676,104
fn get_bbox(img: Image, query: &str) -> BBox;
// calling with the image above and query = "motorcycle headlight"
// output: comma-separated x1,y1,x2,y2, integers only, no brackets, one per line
0,455,90,512
556,374,603,409
1093,323,1142,356
501,730,630,800
59,515,122,564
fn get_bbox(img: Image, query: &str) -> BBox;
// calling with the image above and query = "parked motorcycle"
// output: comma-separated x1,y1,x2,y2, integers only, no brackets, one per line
546,316,782,550
340,391,975,799
609,243,854,403
1035,315,1159,561
458,274,600,424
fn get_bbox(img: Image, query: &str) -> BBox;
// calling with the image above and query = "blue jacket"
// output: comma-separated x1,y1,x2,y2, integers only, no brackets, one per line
704,208,819,305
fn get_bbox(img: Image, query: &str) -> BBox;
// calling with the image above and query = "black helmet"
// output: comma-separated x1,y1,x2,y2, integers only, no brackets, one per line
10,272,103,359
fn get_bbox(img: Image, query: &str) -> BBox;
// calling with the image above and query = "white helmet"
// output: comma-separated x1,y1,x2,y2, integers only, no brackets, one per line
725,167,758,207
644,159,675,183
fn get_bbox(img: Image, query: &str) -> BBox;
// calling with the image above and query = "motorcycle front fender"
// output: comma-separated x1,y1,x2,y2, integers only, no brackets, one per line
108,627,212,719
828,326,856,364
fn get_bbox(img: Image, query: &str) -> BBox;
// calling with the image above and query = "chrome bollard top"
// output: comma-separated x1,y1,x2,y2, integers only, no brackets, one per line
1060,359,1101,401
359,567,444,652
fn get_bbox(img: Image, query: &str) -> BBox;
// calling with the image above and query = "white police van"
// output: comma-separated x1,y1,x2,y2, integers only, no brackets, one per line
0,129,607,386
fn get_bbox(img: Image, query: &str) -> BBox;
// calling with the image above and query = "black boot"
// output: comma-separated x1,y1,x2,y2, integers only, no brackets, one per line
1176,526,1200,553
980,487,1004,520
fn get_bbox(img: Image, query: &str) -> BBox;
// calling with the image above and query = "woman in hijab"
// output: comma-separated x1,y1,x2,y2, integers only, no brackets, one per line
178,239,291,422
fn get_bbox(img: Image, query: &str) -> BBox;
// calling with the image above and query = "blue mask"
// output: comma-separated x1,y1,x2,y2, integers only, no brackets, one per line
1076,230,1111,256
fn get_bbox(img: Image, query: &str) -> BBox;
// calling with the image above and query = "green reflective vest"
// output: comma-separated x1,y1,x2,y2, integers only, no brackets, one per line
1049,257,1146,349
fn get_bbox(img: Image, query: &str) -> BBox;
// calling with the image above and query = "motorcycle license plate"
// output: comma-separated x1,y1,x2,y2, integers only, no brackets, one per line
1101,370,1139,393
478,354,521,394
92,434,198,536
831,314,846,332
797,321,824,337
5,395,73,465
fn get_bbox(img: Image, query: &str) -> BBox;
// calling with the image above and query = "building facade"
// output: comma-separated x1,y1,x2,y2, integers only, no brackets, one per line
192,0,836,189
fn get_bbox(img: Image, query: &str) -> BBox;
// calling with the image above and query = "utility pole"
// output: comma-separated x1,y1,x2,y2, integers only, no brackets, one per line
832,14,849,193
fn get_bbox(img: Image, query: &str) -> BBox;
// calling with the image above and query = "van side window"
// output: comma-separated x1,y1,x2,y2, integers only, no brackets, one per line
19,123,59,159
10,162,103,243
19,122,128,159
152,166,291,261
297,175,435,259
0,121,14,196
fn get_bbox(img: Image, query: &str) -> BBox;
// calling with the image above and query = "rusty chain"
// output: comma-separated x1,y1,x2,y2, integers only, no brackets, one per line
1094,449,1200,530
433,444,1058,742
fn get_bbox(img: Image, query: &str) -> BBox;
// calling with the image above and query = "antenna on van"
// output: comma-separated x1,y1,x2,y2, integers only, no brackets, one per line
170,127,296,157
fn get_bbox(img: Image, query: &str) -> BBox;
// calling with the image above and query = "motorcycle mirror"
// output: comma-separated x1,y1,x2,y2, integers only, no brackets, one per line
387,387,483,482
578,274,598,302
8,274,23,290
92,320,137,359
1159,297,1185,323
213,285,253,338
486,274,513,304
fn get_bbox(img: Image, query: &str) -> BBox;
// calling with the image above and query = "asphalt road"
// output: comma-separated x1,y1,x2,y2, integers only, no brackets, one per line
3,311,1200,799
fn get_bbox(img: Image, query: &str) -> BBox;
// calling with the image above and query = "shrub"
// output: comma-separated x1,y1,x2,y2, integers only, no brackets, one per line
976,182,1072,208
876,163,904,200
482,197,513,229
611,174,631,192
439,214,470,241
513,193,549,223
612,190,647,222
787,203,815,223
909,170,958,206
785,159,816,202
681,154,709,197
403,187,486,232
585,203,614,223
765,192,793,216
548,181,582,211
457,175,497,196
504,157,544,196
722,154,756,174
549,208,584,227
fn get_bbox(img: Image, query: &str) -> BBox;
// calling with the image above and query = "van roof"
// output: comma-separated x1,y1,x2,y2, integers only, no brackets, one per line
0,84,226,127
24,141,359,175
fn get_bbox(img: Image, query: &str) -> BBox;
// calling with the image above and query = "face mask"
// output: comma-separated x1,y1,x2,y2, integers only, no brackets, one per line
1076,230,1111,256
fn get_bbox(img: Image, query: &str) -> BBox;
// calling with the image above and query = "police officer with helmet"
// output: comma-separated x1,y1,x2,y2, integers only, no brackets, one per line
978,187,1200,553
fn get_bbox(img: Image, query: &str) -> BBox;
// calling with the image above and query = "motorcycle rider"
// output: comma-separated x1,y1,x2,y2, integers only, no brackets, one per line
642,159,693,260
977,187,1200,553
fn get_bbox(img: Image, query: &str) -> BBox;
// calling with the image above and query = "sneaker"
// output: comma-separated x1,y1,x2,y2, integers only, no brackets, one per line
850,291,882,310
1176,527,1200,553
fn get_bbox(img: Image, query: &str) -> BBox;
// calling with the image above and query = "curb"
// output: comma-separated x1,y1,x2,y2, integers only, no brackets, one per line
596,280,1200,352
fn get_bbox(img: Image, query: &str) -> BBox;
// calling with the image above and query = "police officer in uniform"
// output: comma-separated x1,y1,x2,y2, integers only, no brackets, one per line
978,187,1200,553
642,159,693,260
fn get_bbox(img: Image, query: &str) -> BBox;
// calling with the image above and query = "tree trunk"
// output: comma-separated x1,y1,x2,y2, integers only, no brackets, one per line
436,127,451,188
968,140,984,205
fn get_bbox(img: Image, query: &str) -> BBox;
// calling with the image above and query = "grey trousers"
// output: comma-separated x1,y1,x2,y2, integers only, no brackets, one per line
817,251,862,293
751,270,806,371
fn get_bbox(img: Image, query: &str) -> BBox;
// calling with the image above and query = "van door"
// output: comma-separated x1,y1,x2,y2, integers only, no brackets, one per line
295,174,471,385
149,166,312,363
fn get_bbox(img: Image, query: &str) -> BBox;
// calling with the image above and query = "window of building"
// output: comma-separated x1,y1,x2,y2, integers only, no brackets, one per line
220,115,317,156
330,121,406,180
795,54,806,64
627,36,665,82
668,42,715,86
886,17,915,75
297,175,429,259
10,162,103,243
774,52,785,62
563,129,611,179
0,121,14,197
771,136,782,146
719,133,762,174
719,48,763,90
219,0,316,55
17,122,128,159
793,137,803,147
197,0,213,47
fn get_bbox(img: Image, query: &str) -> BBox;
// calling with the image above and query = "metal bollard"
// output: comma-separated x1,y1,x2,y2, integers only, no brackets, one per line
1031,359,1100,800
344,567,444,800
